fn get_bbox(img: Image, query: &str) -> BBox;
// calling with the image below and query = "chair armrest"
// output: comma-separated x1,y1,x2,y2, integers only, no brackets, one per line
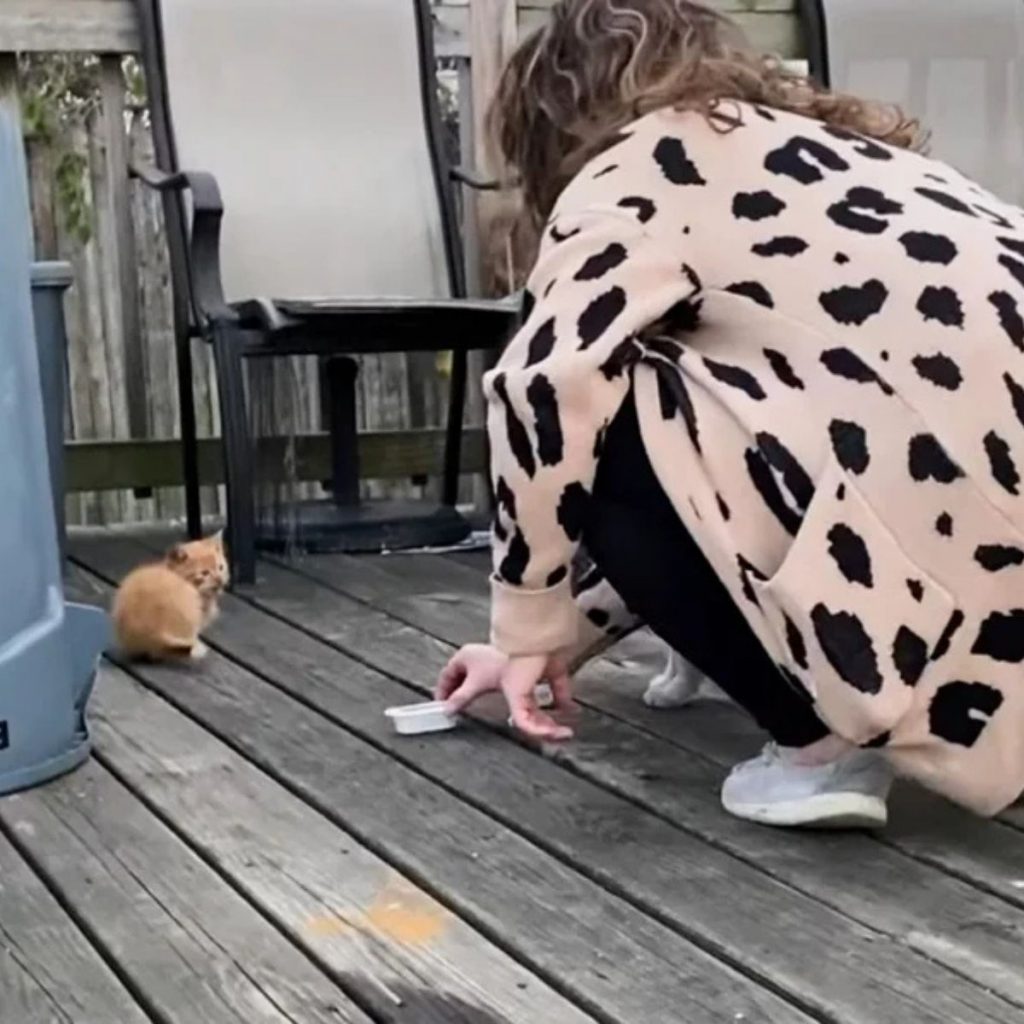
448,165,501,191
130,163,235,324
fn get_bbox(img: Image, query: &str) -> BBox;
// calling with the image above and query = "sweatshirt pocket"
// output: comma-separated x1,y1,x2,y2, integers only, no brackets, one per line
753,453,956,743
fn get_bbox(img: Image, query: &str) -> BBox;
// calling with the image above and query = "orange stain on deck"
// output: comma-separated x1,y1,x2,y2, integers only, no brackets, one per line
304,877,447,946
366,880,447,944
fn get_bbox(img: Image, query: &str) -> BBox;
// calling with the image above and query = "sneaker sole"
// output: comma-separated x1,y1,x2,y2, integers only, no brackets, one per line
722,791,888,830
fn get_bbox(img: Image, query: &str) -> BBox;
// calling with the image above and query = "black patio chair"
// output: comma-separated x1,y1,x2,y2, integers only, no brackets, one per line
133,0,519,582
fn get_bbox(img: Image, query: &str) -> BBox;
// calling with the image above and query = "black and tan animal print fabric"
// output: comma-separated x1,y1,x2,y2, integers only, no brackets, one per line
485,102,1024,815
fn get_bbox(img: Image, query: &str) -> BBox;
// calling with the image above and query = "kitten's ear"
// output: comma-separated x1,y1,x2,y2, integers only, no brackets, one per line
166,544,188,565
211,529,225,548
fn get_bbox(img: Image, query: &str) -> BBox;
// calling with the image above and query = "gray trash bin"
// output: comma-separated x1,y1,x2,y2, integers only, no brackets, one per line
31,260,74,568
0,104,108,796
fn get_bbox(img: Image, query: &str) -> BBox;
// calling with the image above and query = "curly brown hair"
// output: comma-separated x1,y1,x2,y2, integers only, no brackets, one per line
487,0,925,257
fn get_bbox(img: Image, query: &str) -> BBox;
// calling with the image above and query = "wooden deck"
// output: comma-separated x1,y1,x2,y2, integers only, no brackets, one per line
3,532,1024,1024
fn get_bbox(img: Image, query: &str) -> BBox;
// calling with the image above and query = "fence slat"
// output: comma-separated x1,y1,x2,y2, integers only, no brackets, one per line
99,55,146,439
89,106,137,523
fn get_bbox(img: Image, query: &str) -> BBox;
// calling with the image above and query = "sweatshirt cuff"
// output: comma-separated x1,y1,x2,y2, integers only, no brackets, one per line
490,575,579,657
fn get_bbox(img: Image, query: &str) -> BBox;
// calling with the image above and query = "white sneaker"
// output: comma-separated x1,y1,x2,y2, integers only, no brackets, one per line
721,743,892,829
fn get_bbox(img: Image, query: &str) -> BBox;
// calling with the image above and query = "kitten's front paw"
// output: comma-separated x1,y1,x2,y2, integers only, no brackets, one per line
189,640,210,663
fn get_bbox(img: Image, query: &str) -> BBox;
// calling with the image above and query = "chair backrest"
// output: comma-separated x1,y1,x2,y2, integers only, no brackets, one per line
801,0,1024,202
138,0,463,306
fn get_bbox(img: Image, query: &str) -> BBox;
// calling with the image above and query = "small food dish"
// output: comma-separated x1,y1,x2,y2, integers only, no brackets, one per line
385,701,461,735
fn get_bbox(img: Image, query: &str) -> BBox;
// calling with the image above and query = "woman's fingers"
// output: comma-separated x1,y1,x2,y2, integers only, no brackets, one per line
442,671,496,714
504,656,573,741
548,661,574,711
508,692,574,741
434,654,467,701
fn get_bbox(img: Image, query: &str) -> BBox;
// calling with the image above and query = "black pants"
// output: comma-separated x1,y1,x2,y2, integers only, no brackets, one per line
584,393,829,748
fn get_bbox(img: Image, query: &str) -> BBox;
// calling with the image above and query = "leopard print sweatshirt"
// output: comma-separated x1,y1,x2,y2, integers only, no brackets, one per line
486,102,1024,816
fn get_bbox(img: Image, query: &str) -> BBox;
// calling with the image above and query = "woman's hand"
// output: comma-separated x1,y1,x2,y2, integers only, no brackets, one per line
435,644,507,709
435,644,575,741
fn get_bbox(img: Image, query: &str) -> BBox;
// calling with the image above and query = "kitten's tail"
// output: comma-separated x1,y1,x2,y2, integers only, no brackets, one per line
158,633,202,660
163,642,197,659
115,629,198,662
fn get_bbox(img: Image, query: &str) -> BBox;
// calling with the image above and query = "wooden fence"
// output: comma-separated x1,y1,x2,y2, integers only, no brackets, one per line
0,0,802,526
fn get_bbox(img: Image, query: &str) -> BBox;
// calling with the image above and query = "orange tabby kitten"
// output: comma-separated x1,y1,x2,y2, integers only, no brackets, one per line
112,533,229,662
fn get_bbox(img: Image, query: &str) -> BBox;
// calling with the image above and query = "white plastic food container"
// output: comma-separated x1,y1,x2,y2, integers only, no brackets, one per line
385,701,460,735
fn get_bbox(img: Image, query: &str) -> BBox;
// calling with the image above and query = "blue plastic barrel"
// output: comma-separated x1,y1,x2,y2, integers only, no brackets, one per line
0,105,108,796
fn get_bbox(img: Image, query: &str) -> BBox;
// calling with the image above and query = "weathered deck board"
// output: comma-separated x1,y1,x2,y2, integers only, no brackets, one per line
69,534,1024,1023
0,761,374,1024
87,664,600,1024
249,546,1024,1008
0,828,151,1024
65,550,808,1024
